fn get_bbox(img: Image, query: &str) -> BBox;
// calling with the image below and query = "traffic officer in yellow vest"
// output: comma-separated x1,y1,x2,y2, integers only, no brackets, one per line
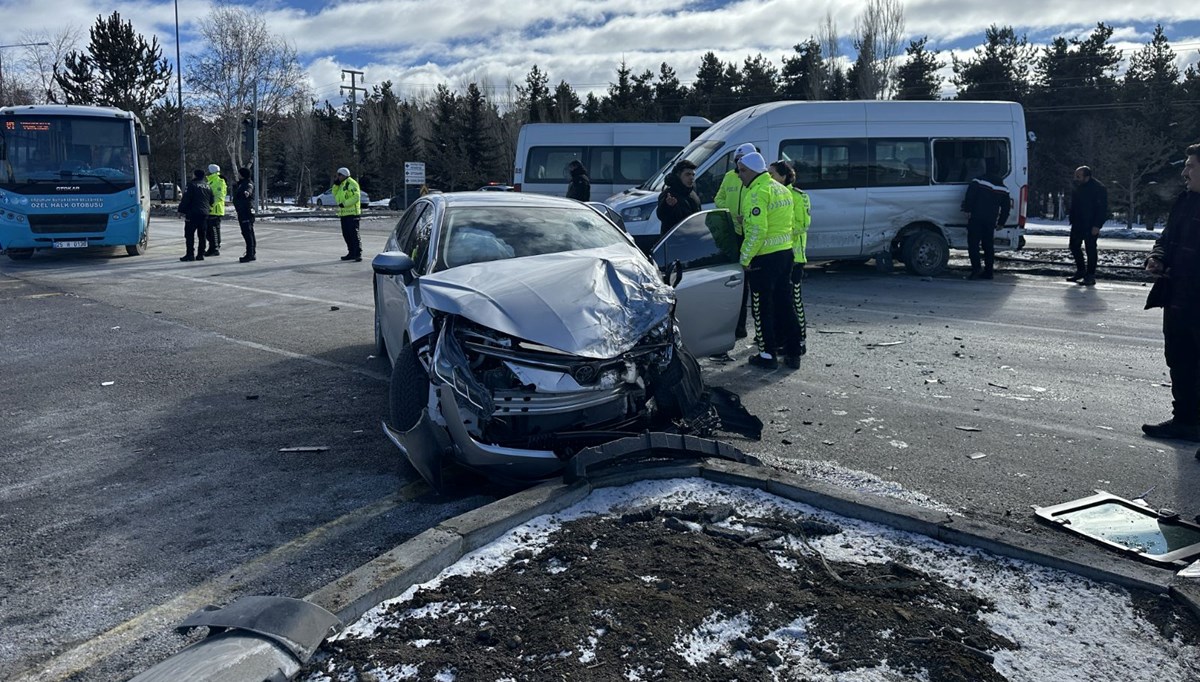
737,152,802,369
205,164,227,256
332,167,363,261
715,142,758,339
768,159,811,361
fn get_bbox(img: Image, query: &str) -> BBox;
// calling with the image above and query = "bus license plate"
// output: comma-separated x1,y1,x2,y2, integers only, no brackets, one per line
52,240,88,249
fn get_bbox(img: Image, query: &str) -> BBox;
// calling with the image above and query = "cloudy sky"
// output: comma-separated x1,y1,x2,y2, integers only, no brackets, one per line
4,1,1200,104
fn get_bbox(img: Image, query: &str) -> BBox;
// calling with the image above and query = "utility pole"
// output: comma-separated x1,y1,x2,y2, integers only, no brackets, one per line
174,0,185,191
340,69,365,151
252,86,261,211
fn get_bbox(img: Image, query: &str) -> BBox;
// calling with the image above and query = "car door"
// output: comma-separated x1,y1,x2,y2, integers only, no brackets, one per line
377,202,429,360
651,209,743,357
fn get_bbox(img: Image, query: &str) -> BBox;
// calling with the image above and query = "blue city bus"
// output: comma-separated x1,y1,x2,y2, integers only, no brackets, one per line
0,104,151,261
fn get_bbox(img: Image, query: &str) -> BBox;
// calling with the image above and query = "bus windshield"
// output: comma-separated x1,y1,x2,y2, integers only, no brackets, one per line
638,140,724,192
0,115,135,191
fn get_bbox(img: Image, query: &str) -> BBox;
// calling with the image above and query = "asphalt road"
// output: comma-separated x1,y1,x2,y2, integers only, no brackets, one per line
2,215,1195,679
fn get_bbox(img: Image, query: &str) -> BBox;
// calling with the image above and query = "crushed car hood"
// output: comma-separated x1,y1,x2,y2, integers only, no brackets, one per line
418,245,674,359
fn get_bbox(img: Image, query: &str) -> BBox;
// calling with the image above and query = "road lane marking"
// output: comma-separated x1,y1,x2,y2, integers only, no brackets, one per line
18,480,431,682
160,273,372,310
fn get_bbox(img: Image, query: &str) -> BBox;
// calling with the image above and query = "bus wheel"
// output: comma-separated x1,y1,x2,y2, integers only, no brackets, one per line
6,248,33,261
126,231,148,256
902,231,948,276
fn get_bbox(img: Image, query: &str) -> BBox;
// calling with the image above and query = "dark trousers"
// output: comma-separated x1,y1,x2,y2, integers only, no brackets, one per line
747,250,802,357
184,218,207,256
206,215,222,251
966,223,995,273
791,263,807,351
1164,309,1200,424
340,215,362,257
1069,226,1098,277
238,215,256,257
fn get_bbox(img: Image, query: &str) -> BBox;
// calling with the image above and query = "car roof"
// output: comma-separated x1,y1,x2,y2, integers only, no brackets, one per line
428,191,588,210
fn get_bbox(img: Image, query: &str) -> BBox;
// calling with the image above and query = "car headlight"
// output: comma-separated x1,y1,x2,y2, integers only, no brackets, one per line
620,202,656,222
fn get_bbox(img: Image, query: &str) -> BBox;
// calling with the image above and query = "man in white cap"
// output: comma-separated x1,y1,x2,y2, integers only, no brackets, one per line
205,164,226,256
714,142,759,340
331,167,363,261
736,151,800,369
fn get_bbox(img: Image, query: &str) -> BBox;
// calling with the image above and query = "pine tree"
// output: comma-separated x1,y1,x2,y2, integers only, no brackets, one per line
893,37,943,100
52,11,172,119
516,65,553,123
551,81,581,123
739,54,779,107
653,63,687,121
952,25,1034,103
780,40,826,101
1122,25,1180,144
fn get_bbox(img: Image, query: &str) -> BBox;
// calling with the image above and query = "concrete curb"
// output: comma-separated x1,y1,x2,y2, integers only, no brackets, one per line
305,458,1197,629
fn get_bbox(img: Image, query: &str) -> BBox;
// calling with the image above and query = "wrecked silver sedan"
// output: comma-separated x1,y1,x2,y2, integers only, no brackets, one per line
372,192,751,487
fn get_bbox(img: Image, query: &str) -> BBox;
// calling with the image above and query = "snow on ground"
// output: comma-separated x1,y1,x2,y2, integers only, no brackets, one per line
319,477,1200,682
1024,218,1160,240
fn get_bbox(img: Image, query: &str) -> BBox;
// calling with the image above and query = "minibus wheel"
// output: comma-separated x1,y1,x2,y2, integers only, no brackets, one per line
126,230,149,256
901,231,948,276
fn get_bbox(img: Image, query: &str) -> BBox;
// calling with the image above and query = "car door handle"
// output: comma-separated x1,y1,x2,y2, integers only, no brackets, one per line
724,275,742,287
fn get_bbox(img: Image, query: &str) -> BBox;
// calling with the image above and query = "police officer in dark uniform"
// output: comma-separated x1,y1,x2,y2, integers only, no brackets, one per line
233,167,256,263
177,169,213,262
960,160,1011,280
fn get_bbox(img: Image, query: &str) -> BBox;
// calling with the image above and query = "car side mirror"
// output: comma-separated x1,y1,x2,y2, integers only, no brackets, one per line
372,251,416,283
666,259,684,287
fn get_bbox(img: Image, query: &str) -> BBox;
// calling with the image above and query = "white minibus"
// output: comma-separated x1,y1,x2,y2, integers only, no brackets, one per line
605,100,1028,275
513,117,711,199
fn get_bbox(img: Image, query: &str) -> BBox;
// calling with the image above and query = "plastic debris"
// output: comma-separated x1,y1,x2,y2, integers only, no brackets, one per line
987,382,1009,389
101,381,115,386
869,340,905,347
955,425,982,432
278,446,330,453
967,452,988,460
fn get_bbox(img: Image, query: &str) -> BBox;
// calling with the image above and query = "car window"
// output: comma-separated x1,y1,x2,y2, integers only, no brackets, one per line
410,207,436,274
435,206,629,271
396,202,428,253
652,209,739,270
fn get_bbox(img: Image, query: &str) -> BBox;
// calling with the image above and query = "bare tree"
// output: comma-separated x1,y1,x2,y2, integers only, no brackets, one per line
1077,119,1174,228
819,10,842,95
851,0,906,99
20,26,83,103
186,7,308,171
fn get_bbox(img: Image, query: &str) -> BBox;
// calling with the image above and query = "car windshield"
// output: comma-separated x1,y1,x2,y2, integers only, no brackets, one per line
438,206,629,270
639,140,724,191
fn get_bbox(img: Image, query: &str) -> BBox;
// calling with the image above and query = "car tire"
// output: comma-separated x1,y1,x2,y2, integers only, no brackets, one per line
901,230,949,276
316,199,324,207
388,343,427,433
126,228,149,256
6,248,33,261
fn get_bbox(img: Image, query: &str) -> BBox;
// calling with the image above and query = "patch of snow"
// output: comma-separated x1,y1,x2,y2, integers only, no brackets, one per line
673,611,752,665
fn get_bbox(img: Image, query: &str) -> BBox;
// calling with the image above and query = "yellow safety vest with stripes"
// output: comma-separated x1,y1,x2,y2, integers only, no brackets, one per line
738,172,794,267
790,186,811,264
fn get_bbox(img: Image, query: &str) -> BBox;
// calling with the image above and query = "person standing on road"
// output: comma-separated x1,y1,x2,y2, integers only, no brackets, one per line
656,159,701,234
737,152,801,369
177,169,213,262
960,160,1011,280
716,142,759,340
331,167,363,262
1068,165,1108,286
233,167,256,263
1142,144,1200,443
205,164,226,257
769,160,811,361
565,160,591,202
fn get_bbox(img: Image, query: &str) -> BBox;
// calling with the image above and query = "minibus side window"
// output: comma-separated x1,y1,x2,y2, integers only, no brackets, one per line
869,138,930,187
525,146,584,182
780,139,867,189
932,139,1010,184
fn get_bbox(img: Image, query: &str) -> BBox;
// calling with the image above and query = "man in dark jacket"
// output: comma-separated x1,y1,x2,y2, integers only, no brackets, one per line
233,167,256,263
656,159,701,234
176,169,213,262
1143,144,1200,442
1068,166,1108,286
565,160,590,202
960,161,1011,280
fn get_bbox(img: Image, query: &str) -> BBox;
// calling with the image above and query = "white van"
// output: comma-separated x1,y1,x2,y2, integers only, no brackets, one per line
605,100,1028,275
513,117,712,199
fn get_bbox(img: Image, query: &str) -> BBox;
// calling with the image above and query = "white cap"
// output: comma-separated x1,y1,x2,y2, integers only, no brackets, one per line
336,167,351,177
739,152,767,173
733,143,757,160
207,164,220,174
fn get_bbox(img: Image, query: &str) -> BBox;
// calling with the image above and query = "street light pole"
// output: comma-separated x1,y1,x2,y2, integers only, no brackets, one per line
175,0,186,190
0,41,50,106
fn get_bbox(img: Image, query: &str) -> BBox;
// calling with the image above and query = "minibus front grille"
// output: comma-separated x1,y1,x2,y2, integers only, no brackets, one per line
28,214,109,234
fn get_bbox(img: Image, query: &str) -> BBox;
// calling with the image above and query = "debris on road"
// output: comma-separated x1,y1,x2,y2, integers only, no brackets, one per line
278,446,330,453
988,382,1009,389
968,452,988,460
868,340,906,347
101,381,115,386
955,426,982,432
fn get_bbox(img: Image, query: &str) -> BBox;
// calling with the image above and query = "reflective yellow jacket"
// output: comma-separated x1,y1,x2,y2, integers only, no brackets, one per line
206,173,226,216
333,177,362,217
790,186,811,264
713,169,744,214
739,173,794,267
